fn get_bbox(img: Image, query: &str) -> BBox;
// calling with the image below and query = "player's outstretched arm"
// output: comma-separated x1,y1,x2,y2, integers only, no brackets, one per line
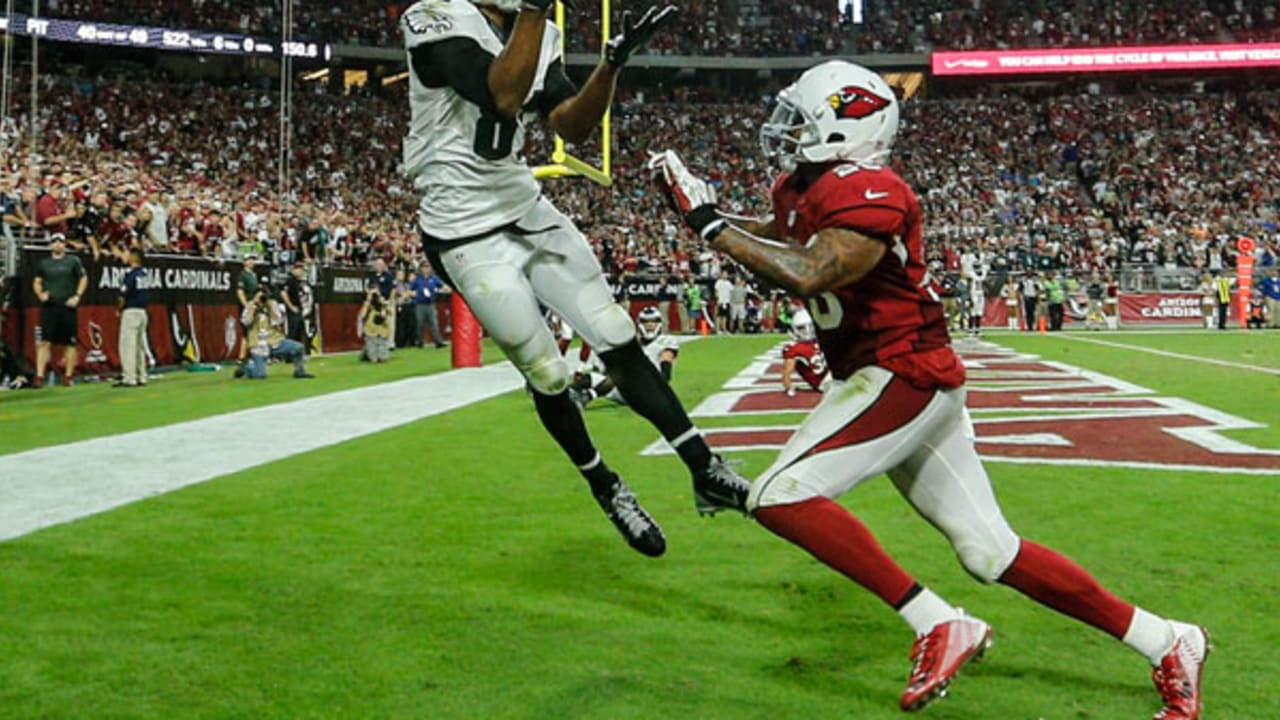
650,149,883,297
548,63,618,144
548,6,675,143
488,6,554,118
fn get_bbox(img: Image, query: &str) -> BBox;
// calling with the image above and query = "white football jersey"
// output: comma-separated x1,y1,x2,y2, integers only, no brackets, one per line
401,0,562,241
642,334,680,367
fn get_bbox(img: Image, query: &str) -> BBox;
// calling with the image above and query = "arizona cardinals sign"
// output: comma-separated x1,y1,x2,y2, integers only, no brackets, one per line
828,86,891,120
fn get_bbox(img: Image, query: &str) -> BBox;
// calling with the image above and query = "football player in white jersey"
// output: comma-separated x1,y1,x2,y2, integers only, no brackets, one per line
399,0,749,558
572,306,680,407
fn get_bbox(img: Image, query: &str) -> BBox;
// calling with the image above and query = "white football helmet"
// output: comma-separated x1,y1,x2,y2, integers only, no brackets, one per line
790,308,816,342
471,0,523,13
637,306,664,343
761,60,899,173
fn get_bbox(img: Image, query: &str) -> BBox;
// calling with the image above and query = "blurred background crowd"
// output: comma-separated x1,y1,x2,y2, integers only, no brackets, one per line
8,74,1277,284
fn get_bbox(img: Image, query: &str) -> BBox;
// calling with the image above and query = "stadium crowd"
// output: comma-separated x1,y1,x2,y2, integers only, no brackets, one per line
28,0,1280,57
7,69,1280,287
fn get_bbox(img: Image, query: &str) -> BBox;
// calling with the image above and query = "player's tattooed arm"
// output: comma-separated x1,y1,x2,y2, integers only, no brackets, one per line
711,226,885,298
733,215,780,240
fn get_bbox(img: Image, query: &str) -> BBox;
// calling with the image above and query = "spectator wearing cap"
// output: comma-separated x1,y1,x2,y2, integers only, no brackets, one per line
203,207,232,259
32,233,88,388
35,183,81,238
115,247,149,388
281,261,310,351
410,261,447,348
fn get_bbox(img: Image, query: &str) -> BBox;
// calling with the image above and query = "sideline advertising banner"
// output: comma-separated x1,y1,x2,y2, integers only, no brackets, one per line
933,43,1280,76
14,251,448,373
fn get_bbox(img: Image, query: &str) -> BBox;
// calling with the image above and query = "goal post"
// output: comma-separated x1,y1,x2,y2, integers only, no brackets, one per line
532,0,612,187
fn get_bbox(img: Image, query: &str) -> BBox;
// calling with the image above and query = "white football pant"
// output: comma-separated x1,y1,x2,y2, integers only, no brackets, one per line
748,366,1021,583
435,197,634,395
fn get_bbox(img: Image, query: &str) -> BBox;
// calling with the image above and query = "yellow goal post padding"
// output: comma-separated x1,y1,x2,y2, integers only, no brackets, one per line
532,0,612,186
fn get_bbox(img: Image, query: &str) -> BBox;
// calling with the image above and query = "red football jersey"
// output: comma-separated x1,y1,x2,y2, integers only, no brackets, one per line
782,339,829,391
771,163,964,390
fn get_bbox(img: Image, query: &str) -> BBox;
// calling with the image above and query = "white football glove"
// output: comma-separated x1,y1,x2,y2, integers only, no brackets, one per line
647,150,726,241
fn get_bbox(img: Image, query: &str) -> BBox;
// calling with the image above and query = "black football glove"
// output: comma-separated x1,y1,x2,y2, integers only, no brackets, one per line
606,5,677,68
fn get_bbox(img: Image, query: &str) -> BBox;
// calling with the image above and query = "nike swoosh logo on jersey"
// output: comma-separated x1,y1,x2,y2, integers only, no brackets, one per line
865,190,890,200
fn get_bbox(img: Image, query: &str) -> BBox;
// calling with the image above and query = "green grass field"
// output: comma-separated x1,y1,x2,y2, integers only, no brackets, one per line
1,331,1277,719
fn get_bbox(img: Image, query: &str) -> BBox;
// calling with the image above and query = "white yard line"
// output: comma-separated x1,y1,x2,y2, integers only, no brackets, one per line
0,363,525,542
1058,334,1280,376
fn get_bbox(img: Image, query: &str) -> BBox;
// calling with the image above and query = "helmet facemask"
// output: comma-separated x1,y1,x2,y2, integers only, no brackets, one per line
761,89,820,174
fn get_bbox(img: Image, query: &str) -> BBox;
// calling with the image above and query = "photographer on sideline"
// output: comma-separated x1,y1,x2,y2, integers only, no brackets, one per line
360,288,392,363
237,283,315,380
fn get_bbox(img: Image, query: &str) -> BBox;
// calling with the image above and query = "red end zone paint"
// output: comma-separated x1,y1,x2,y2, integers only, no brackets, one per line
662,342,1280,474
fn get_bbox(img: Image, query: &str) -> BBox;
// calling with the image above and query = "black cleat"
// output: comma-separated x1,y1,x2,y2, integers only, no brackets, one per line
693,454,751,516
593,479,666,557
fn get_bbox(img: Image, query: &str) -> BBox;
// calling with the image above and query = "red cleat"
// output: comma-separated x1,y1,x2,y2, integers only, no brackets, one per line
1152,625,1211,720
900,615,992,712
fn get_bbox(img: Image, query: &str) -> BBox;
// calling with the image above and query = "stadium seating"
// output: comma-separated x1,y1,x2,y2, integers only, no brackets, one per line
11,65,1279,277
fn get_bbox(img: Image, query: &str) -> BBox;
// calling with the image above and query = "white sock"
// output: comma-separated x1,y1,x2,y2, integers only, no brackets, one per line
1123,607,1176,665
898,587,962,636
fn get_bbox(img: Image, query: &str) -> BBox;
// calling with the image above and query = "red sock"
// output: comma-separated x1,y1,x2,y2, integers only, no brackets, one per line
755,497,917,607
998,539,1135,639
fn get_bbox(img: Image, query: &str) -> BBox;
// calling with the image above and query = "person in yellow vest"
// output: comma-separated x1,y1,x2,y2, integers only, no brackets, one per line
1213,272,1233,330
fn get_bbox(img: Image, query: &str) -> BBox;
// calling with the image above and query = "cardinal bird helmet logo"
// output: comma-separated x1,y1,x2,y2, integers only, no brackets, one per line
828,86,891,120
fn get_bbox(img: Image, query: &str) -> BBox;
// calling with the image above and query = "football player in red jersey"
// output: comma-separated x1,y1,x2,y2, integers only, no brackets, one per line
780,307,828,396
651,60,1209,718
